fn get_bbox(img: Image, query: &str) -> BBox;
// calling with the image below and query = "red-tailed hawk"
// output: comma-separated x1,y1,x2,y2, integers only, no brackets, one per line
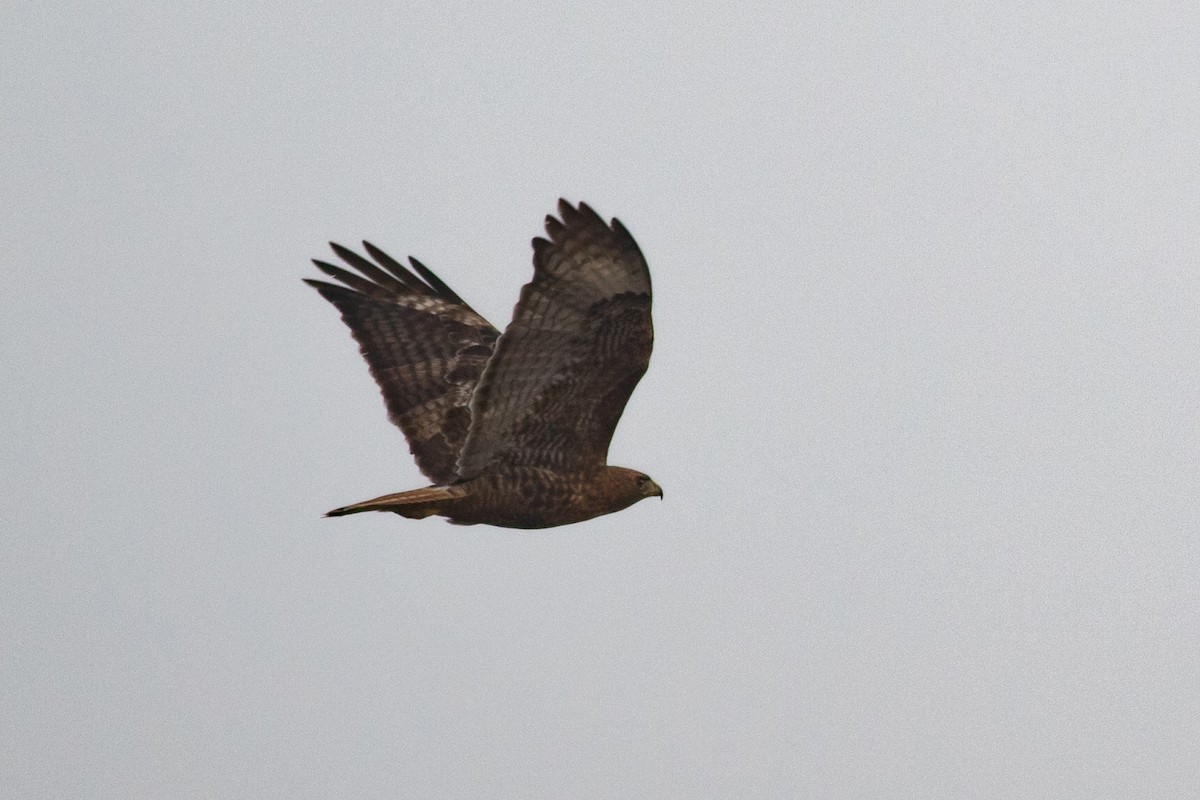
305,200,661,528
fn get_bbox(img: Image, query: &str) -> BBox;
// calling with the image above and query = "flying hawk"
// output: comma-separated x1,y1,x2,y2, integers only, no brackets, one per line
305,199,662,528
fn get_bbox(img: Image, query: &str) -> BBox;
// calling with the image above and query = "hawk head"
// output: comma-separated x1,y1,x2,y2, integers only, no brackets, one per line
600,466,663,516
634,472,664,500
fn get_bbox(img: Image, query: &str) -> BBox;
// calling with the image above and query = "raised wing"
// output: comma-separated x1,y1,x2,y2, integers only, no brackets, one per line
455,200,653,478
305,242,499,483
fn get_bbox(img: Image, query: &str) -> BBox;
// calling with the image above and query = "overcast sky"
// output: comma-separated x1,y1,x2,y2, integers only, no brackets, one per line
4,2,1198,797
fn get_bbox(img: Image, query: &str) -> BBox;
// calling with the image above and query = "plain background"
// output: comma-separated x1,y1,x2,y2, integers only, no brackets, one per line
3,2,1198,797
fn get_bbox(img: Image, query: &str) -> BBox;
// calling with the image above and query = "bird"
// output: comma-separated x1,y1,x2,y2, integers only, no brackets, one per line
304,199,662,528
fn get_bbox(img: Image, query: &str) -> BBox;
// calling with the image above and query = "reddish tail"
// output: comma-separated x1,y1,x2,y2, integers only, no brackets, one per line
325,485,467,519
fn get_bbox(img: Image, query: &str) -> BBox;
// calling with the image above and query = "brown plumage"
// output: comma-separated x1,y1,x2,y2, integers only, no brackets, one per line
305,199,661,528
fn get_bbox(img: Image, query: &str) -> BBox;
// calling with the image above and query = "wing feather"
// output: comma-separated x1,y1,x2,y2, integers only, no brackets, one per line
455,200,653,478
306,243,499,483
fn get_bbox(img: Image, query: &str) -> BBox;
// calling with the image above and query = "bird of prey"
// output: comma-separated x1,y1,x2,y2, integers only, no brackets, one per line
305,199,662,528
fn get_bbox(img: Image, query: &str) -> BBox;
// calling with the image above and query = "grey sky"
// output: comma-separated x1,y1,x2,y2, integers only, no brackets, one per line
3,2,1198,797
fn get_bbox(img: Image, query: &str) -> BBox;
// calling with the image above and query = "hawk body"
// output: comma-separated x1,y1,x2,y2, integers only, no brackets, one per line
306,200,661,528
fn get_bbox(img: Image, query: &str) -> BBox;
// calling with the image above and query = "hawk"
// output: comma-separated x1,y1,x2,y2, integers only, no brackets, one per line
305,199,662,528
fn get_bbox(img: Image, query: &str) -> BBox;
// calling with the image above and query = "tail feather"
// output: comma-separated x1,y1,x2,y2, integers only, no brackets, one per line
325,485,467,519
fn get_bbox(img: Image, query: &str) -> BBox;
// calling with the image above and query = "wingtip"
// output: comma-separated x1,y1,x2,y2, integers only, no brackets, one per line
576,201,607,228
310,259,343,279
328,241,359,261
553,198,609,231
610,216,636,243
303,277,352,302
359,240,390,263
557,198,581,225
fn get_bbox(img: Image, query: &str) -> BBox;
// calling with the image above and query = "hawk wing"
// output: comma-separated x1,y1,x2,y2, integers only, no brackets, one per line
305,242,499,484
455,200,653,479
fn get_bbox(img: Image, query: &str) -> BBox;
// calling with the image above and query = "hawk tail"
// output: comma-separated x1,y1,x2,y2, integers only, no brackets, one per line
324,485,468,519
